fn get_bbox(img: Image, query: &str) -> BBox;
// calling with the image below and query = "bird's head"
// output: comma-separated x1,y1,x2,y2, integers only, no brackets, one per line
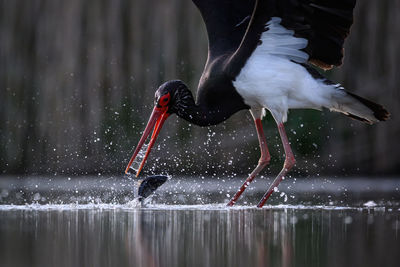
153,80,187,112
125,80,191,176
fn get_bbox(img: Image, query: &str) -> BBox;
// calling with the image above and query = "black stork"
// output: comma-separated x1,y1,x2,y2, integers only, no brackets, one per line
125,0,390,207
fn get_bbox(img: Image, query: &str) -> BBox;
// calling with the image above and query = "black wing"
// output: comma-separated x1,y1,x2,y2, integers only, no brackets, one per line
225,0,357,77
192,0,256,58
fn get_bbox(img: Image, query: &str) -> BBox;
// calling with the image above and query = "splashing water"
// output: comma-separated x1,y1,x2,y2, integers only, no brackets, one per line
127,142,149,175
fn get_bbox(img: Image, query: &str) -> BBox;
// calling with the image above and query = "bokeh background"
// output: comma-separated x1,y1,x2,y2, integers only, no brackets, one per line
1,0,399,177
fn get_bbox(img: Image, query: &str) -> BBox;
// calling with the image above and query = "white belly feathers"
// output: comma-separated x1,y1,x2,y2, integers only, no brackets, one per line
233,17,335,123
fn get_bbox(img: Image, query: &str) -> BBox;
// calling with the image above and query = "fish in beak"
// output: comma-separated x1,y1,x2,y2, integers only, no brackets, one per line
125,94,171,176
137,175,168,201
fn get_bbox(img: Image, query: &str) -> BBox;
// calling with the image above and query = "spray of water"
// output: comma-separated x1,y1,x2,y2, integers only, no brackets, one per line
127,143,149,176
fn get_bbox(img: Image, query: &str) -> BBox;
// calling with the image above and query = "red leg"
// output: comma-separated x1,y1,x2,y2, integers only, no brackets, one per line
257,122,296,208
227,118,271,206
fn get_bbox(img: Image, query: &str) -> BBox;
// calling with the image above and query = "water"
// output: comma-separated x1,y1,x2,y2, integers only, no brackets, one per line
127,142,150,175
1,176,399,267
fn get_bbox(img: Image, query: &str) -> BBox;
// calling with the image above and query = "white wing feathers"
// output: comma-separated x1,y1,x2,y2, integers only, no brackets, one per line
259,17,309,63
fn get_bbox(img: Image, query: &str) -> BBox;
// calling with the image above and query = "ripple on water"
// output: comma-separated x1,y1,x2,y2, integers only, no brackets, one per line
0,202,393,212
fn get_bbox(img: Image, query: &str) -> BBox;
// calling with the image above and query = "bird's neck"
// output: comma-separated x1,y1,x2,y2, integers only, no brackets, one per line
172,85,241,126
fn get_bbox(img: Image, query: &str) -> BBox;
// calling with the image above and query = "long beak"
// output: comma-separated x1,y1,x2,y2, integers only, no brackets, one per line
125,106,170,177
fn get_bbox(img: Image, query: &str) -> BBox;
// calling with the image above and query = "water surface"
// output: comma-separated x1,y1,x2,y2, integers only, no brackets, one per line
0,176,399,267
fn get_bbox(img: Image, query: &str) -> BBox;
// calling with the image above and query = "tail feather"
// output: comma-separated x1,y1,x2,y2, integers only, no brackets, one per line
346,92,390,122
330,89,390,124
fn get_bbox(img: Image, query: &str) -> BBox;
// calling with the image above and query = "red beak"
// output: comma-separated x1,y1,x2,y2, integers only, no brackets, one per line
125,105,170,177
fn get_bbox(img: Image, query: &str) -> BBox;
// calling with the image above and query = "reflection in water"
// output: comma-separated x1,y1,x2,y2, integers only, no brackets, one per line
0,207,399,267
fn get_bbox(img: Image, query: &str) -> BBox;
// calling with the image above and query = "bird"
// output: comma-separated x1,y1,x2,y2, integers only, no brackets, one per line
125,0,390,208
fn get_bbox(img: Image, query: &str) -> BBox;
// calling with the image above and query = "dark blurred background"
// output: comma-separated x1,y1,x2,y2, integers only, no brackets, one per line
0,0,399,177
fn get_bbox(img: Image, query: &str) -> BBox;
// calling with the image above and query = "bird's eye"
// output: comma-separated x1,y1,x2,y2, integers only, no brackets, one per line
158,93,170,107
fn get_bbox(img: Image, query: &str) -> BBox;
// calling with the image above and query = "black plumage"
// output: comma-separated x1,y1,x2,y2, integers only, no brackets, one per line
125,0,389,207
194,0,357,80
